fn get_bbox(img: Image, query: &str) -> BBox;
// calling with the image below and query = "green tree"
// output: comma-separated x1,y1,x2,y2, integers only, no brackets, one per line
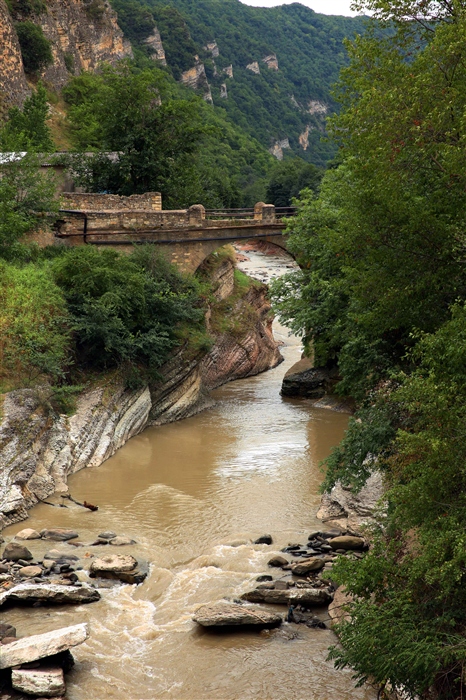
0,151,58,258
2,83,53,151
64,63,207,205
51,246,205,379
265,157,322,207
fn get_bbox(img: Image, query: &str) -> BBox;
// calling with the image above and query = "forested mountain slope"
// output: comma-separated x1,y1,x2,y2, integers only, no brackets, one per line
113,0,367,166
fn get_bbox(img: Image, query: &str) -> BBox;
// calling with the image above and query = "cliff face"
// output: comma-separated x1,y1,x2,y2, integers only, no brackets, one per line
0,0,132,106
0,260,282,530
38,0,132,90
0,0,29,109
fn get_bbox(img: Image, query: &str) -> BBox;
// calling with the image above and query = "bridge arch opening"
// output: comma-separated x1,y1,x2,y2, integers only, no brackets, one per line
189,237,295,275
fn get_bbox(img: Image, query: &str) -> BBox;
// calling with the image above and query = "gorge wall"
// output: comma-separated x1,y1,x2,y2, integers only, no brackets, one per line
0,0,132,107
0,259,282,530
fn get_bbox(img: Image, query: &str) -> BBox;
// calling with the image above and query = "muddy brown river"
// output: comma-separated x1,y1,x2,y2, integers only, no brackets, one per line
2,249,376,700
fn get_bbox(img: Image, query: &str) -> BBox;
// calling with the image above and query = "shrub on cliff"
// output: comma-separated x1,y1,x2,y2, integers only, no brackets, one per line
51,246,205,380
15,21,52,75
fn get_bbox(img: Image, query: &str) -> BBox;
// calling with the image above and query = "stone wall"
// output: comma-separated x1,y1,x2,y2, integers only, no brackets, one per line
0,0,29,109
61,192,162,211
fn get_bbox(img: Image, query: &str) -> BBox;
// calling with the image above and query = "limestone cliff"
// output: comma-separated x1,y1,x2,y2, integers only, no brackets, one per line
0,0,30,109
0,260,282,529
1,0,132,106
180,60,212,102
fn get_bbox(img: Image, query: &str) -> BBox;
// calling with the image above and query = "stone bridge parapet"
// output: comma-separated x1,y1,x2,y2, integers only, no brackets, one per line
55,198,292,272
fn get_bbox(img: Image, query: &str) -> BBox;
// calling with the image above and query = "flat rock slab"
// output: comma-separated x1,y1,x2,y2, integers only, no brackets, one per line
193,603,282,628
0,622,89,670
12,666,65,697
0,583,100,608
90,554,137,573
40,529,79,541
14,528,41,540
241,587,332,606
90,555,146,584
328,536,365,551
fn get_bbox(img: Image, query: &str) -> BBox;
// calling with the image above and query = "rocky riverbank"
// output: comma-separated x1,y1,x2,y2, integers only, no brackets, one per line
0,256,282,532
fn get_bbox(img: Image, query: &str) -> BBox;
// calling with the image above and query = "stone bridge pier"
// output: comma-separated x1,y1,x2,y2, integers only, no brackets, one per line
55,195,293,273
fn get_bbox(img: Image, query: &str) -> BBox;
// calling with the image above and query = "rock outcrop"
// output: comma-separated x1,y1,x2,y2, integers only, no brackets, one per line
0,258,282,530
180,61,212,102
1,0,133,105
317,471,385,533
144,25,166,64
269,138,290,160
0,0,30,108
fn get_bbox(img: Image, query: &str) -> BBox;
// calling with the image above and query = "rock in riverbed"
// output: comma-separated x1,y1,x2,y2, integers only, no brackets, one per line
40,529,79,541
12,665,65,697
328,536,365,551
193,603,282,629
242,587,332,606
0,582,100,608
14,528,41,540
89,554,147,584
291,558,326,576
0,622,89,669
2,543,33,561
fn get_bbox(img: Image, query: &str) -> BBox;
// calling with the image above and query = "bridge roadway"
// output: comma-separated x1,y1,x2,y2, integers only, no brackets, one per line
54,201,295,273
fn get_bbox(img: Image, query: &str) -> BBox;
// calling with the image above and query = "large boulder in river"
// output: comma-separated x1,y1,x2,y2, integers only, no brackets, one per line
328,536,365,551
291,558,326,576
193,603,282,629
0,582,100,608
281,358,335,399
241,587,332,606
12,666,65,697
0,622,89,669
2,542,33,562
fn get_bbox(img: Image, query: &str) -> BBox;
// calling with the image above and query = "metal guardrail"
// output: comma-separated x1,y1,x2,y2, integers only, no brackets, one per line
204,207,297,220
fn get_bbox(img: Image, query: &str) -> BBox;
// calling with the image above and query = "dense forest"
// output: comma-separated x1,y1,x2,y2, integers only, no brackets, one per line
271,0,466,696
112,0,367,166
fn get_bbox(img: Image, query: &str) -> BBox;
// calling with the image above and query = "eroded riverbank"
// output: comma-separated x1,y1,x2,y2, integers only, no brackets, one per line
1,248,377,700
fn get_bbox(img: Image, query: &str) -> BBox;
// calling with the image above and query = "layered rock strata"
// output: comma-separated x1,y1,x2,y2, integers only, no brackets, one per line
0,260,282,530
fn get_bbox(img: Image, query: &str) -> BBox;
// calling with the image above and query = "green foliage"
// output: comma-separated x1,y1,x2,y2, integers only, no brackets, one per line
51,246,205,379
0,151,58,258
64,52,74,74
136,0,367,166
270,0,466,695
1,83,53,151
111,0,155,44
83,0,106,21
265,157,322,207
64,62,207,205
15,21,53,74
150,4,197,79
7,0,45,18
0,261,69,389
329,308,466,697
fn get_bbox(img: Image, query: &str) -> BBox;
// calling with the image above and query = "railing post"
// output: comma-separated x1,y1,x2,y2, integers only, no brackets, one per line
188,204,206,226
254,202,276,223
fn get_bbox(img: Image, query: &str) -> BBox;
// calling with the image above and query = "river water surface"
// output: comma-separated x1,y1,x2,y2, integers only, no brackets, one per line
2,248,376,700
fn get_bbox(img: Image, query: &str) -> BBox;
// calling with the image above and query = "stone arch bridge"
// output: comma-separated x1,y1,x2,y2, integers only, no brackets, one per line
54,192,295,273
